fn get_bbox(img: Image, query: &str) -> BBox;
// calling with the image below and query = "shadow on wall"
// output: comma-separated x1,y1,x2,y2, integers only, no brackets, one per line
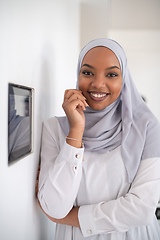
32,44,56,240
37,44,55,161
39,45,54,120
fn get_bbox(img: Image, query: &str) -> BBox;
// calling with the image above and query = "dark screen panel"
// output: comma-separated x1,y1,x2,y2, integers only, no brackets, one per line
8,83,33,164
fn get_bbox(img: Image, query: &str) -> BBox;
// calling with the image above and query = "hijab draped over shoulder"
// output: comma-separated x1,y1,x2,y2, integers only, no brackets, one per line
57,38,160,183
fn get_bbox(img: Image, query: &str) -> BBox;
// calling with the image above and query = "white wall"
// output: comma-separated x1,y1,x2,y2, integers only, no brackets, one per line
0,0,80,239
80,0,110,49
110,0,160,30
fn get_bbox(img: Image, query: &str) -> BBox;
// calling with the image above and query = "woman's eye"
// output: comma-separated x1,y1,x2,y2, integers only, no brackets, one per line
82,71,93,76
107,73,118,77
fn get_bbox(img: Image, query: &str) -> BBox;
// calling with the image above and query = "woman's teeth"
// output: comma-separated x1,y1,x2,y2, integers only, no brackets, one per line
90,93,106,98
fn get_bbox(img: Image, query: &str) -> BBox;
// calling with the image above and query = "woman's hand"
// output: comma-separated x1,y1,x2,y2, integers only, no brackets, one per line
62,89,88,148
35,165,40,197
62,89,88,131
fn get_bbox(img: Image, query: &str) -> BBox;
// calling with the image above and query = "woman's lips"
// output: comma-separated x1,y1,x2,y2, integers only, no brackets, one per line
89,91,110,101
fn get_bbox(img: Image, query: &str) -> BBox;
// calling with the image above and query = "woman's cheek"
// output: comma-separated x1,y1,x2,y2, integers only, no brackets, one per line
112,79,122,93
78,78,86,91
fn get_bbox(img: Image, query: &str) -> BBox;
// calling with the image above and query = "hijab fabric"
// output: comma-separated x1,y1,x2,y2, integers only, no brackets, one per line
57,38,160,183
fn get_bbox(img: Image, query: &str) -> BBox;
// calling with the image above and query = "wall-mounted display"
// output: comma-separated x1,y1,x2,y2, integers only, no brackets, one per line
8,83,34,164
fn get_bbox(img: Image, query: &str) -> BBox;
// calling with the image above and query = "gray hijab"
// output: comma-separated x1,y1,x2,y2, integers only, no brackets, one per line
57,38,160,183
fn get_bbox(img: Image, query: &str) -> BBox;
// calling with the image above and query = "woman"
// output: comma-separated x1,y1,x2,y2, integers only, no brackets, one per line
37,38,160,239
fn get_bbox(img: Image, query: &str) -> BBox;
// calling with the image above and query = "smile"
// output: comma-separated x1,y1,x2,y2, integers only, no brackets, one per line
89,91,110,101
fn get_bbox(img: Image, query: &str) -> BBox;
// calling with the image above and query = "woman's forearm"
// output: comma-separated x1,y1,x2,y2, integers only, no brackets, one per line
38,199,80,227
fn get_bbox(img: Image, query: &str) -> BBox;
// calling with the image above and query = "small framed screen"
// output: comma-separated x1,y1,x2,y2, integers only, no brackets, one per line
8,83,34,164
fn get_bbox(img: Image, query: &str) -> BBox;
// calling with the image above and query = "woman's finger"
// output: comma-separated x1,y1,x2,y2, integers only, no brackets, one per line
67,98,87,111
64,89,83,101
65,93,88,107
63,90,88,109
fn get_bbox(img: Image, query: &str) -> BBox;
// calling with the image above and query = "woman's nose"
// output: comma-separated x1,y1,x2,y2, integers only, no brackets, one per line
91,75,106,88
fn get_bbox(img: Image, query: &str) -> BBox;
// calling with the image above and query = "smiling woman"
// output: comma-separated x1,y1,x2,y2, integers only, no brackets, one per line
78,47,122,110
37,38,160,240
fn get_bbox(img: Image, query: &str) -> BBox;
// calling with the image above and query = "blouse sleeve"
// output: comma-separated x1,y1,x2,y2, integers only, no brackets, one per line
38,118,84,219
78,157,160,237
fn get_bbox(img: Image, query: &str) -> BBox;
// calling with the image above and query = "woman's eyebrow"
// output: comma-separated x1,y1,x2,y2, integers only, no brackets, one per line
81,64,120,70
106,66,120,70
81,63,95,69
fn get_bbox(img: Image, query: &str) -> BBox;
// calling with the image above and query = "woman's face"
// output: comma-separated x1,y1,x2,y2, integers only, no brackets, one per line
78,46,122,110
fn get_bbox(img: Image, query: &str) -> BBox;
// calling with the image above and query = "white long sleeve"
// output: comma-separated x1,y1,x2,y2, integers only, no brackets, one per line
78,157,160,237
38,117,84,218
38,117,160,240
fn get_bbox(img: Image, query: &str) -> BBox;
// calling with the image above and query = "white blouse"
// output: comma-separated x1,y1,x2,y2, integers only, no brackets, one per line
38,117,160,240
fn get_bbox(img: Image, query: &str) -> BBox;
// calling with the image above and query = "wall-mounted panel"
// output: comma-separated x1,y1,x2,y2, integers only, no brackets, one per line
8,83,34,164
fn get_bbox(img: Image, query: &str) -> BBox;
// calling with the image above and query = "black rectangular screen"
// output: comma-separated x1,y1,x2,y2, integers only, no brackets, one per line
8,83,33,164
